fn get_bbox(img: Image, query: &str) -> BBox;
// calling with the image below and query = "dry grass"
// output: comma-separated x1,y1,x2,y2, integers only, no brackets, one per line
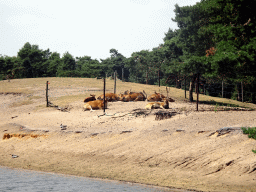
1,77,256,109
28,96,41,100
10,99,34,107
51,94,85,106
9,95,42,108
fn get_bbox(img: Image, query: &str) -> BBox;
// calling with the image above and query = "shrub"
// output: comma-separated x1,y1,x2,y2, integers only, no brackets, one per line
241,127,256,139
242,127,256,153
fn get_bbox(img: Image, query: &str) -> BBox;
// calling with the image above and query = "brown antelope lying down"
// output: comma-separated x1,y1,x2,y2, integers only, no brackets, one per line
84,94,96,102
83,100,107,111
97,93,120,101
145,99,169,110
119,90,147,102
147,92,175,102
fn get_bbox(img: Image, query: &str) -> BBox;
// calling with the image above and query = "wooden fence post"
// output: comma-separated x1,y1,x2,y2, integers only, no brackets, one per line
146,70,148,84
122,68,124,82
46,81,49,107
196,74,199,111
158,70,160,87
114,71,117,94
103,78,106,113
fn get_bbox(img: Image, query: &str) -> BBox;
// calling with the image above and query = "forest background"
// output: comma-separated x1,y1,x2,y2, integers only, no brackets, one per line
1,0,256,104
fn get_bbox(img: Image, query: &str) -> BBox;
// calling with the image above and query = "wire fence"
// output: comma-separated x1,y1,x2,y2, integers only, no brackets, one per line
107,70,256,104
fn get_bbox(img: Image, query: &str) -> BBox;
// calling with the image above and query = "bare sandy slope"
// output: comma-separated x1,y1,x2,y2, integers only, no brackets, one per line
1,89,256,192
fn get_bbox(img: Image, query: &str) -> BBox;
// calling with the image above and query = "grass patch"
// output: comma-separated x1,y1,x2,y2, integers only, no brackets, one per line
10,95,41,107
241,127,256,153
198,95,256,110
180,107,187,111
50,94,85,107
35,104,47,110
202,99,240,108
214,103,219,112
10,99,34,107
241,127,256,140
27,96,42,100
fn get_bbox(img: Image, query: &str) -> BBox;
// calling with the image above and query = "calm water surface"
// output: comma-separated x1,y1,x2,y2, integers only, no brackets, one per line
0,166,184,192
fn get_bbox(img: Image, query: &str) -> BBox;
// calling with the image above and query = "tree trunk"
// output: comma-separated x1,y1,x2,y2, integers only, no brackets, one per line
122,68,124,82
184,77,187,98
195,80,198,94
222,80,224,98
241,82,243,102
196,74,200,111
189,75,196,102
237,83,242,101
176,79,181,89
158,70,160,87
146,70,148,84
189,81,194,102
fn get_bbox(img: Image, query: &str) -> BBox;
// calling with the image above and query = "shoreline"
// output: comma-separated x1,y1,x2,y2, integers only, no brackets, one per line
0,166,182,192
0,126,201,191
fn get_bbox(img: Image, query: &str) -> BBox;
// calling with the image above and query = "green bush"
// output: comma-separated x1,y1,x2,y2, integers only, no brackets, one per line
241,127,256,139
242,127,256,153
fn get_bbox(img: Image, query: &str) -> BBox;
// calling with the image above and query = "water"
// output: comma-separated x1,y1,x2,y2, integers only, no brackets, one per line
0,167,174,192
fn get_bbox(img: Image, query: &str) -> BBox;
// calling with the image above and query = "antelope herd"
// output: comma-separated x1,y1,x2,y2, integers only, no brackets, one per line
83,88,175,111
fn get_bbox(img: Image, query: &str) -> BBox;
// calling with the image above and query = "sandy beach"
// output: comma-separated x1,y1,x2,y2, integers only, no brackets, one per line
1,78,256,191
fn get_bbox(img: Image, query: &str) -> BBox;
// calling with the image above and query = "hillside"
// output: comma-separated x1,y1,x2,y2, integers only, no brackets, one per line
1,77,256,192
